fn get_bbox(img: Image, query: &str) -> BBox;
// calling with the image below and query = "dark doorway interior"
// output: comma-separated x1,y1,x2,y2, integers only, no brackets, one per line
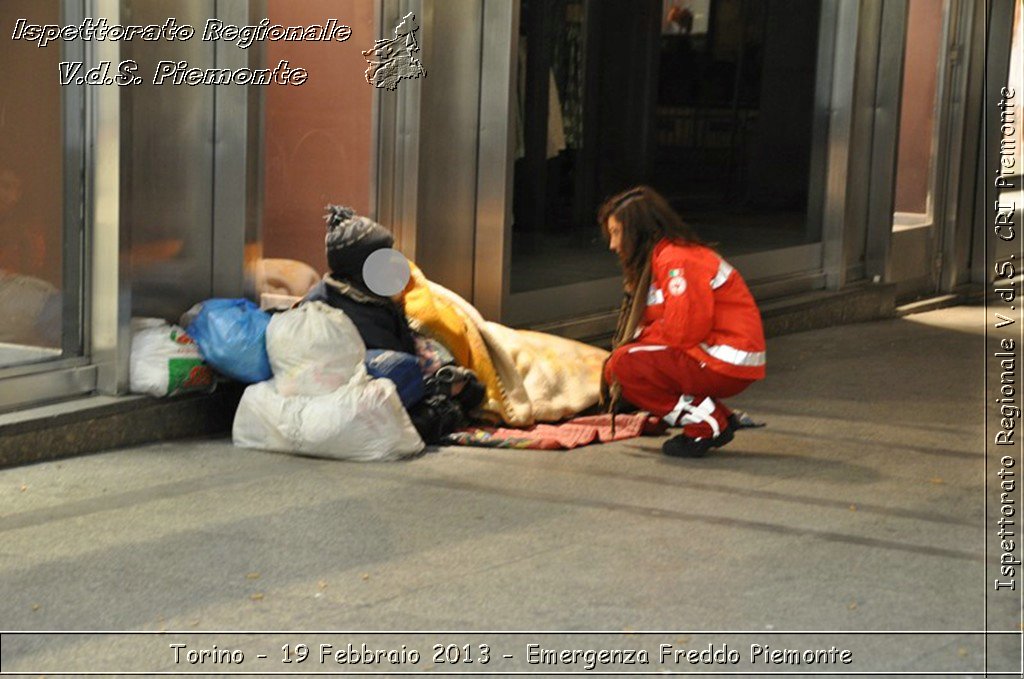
511,0,822,294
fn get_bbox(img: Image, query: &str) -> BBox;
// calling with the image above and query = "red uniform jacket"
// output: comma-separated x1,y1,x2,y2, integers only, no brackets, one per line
636,239,766,380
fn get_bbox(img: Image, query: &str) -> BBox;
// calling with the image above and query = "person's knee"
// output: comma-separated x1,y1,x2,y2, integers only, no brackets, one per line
607,345,651,389
709,376,756,399
604,346,630,382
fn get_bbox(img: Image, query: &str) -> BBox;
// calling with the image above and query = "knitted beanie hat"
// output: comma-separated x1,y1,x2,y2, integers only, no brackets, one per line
324,205,394,285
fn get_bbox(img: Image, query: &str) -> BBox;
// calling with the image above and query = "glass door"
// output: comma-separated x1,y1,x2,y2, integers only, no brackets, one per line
0,0,90,409
651,0,825,256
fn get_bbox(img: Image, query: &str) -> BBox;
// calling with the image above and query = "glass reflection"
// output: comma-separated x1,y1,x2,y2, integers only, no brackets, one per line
0,0,64,367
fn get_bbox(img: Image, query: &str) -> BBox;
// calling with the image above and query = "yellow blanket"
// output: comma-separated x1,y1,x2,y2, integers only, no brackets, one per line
402,263,608,426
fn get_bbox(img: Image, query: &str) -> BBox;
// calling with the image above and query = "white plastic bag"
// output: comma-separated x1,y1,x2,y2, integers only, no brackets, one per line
130,319,215,397
265,302,366,396
232,378,424,461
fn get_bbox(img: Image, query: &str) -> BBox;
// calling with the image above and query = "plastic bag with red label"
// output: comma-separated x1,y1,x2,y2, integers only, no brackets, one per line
130,318,216,398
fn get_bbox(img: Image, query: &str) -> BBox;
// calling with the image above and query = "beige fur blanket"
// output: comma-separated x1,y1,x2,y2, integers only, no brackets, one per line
424,281,608,426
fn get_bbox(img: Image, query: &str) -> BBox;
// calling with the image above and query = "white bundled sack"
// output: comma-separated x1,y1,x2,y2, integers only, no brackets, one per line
265,301,365,396
233,378,424,461
234,301,424,461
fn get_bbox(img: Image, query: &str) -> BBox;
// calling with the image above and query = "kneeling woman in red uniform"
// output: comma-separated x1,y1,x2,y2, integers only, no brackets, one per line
600,186,766,457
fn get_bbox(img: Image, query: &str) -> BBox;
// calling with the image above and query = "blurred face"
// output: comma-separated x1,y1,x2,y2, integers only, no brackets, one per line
607,215,624,255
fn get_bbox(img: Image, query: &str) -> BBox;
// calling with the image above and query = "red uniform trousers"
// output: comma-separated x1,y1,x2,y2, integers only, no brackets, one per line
605,343,753,440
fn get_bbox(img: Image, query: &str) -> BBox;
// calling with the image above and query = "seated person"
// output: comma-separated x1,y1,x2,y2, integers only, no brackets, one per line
304,205,418,355
303,205,483,442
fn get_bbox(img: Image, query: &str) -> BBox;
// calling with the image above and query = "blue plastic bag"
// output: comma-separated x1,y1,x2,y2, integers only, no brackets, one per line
365,350,425,408
187,298,272,384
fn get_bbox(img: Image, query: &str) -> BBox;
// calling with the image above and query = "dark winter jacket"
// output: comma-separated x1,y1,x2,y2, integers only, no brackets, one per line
303,275,417,355
305,204,417,354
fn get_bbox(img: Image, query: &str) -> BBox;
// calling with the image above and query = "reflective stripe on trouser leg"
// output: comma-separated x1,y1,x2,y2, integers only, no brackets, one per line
679,397,721,438
663,394,693,427
609,343,752,422
663,395,720,438
627,345,668,353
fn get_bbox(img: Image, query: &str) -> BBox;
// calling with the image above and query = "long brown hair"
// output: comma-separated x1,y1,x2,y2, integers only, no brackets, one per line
598,185,706,289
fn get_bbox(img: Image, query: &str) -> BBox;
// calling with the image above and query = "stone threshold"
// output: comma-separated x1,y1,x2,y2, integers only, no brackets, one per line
0,386,243,469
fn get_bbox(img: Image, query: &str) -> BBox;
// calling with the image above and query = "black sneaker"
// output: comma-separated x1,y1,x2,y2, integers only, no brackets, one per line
662,422,735,458
408,394,467,444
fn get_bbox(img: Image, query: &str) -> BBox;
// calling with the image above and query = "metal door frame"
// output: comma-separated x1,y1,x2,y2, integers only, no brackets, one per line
873,0,976,301
376,0,426,260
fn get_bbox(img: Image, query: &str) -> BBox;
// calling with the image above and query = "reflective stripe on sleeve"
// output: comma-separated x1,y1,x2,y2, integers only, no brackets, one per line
710,259,734,289
699,342,766,367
